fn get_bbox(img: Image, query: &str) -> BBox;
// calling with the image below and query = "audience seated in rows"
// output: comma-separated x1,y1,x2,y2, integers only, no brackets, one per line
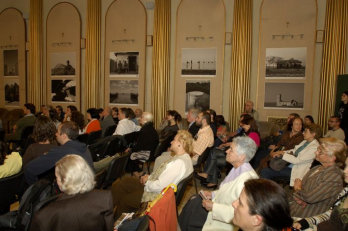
55,105,65,121
63,105,77,122
111,130,194,219
290,137,346,218
111,107,119,124
48,109,61,128
243,101,259,121
85,108,101,134
128,108,139,126
134,108,142,124
304,115,314,126
30,155,114,231
113,108,140,136
0,142,22,179
22,116,58,167
294,155,348,231
179,136,258,231
206,109,217,136
5,103,36,142
254,116,304,170
70,111,85,134
100,107,115,137
24,121,93,185
260,123,322,186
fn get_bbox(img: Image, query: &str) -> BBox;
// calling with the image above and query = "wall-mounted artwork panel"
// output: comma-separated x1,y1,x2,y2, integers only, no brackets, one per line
185,80,210,113
257,0,316,119
174,0,225,115
46,3,81,109
0,8,26,108
105,0,146,110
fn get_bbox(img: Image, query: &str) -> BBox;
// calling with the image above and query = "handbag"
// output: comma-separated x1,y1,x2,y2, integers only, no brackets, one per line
269,156,290,171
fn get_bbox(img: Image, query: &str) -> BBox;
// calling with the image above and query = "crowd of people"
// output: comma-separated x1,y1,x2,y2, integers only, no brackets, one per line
0,90,347,230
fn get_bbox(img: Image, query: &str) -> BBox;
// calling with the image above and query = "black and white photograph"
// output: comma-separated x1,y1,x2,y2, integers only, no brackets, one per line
265,47,306,79
185,80,210,112
181,48,216,77
264,82,304,109
51,79,76,102
51,52,76,76
110,52,139,77
4,79,20,106
3,50,18,76
110,80,138,105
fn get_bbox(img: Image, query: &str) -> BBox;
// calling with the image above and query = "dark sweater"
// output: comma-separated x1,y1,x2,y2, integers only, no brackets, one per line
24,140,93,185
132,122,159,152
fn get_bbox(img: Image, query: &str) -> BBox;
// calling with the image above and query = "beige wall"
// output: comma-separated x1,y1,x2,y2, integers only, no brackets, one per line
1,0,347,122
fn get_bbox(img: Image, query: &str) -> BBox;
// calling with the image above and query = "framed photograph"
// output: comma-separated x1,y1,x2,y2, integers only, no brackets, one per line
51,52,76,76
4,79,20,106
51,79,76,102
110,80,139,105
3,50,18,76
181,48,216,77
265,47,306,79
316,30,324,43
185,80,210,113
110,52,139,77
264,82,304,109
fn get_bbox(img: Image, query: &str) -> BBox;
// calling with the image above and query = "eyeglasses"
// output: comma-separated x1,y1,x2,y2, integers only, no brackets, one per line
316,147,328,156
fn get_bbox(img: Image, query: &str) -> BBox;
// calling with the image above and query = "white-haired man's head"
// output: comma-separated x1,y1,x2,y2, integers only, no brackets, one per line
140,112,153,125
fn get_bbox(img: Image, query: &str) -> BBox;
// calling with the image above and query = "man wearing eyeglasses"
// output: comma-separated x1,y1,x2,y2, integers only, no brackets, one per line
323,116,345,141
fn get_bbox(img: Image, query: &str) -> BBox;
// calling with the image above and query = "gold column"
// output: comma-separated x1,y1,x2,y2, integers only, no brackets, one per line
28,0,44,106
228,0,253,131
151,0,171,128
318,0,348,132
85,0,101,109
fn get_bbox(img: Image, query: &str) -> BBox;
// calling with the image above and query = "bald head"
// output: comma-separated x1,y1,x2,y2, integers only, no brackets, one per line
244,101,254,113
135,109,142,118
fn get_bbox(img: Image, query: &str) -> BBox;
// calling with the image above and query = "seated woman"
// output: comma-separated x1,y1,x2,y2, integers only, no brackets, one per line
290,137,345,218
232,179,293,231
22,116,58,167
304,115,314,126
0,142,22,178
70,111,85,134
195,116,260,188
111,107,119,124
30,154,114,231
254,117,304,170
111,130,193,219
294,154,348,231
214,115,227,147
49,109,61,128
85,108,101,134
179,136,259,231
260,124,322,187
127,108,139,125
159,110,181,140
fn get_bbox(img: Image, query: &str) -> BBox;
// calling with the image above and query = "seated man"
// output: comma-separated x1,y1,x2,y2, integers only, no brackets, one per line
113,107,141,136
187,107,201,137
324,116,345,141
100,107,115,137
24,121,94,185
5,103,36,142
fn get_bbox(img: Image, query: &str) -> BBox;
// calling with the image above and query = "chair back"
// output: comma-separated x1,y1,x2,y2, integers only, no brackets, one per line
103,124,117,138
195,147,210,167
20,126,34,140
77,133,88,144
86,130,102,145
154,132,176,158
0,171,24,211
136,216,149,231
175,172,193,207
0,130,5,142
101,137,124,159
124,132,139,148
95,169,107,189
102,153,130,188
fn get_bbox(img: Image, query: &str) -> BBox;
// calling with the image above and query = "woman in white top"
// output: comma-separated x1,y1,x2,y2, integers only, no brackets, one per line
111,130,194,219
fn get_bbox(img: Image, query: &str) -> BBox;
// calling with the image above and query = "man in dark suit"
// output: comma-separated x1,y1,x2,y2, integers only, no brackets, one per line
187,107,201,137
100,107,115,137
24,122,94,185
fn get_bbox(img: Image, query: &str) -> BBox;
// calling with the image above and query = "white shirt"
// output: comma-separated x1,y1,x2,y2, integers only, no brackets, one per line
145,153,193,193
113,118,141,136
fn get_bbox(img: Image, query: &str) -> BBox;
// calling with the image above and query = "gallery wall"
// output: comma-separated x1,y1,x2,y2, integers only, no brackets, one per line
0,0,346,123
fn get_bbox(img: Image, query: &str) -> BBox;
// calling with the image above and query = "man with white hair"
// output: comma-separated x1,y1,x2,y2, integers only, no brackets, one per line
100,107,115,137
187,107,201,137
243,101,259,121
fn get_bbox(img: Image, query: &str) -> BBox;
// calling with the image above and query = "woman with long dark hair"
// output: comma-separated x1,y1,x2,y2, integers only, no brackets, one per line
160,110,182,140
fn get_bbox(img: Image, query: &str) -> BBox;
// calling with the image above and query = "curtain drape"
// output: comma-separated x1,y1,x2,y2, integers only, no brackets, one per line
28,0,44,106
318,0,348,133
228,0,253,131
151,0,171,128
84,0,102,110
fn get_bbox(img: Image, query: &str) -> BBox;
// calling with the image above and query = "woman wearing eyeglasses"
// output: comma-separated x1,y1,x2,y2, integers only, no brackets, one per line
290,137,346,218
